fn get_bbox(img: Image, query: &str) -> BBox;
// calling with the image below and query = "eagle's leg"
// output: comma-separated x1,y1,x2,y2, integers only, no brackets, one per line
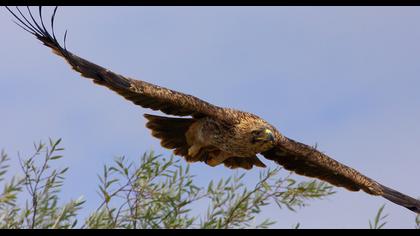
188,144,202,157
205,151,231,167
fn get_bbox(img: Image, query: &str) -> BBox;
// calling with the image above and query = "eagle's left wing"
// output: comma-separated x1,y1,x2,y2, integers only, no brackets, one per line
261,136,420,214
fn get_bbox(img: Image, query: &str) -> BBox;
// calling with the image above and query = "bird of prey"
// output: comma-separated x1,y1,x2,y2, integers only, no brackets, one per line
6,6,420,214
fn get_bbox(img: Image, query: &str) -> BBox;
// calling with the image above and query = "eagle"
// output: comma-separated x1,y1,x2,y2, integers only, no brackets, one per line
6,6,420,214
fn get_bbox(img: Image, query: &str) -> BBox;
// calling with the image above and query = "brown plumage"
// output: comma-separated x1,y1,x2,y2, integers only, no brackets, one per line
6,6,420,214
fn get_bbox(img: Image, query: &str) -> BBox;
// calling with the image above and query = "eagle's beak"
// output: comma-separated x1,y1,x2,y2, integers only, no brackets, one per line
254,129,275,143
264,129,275,142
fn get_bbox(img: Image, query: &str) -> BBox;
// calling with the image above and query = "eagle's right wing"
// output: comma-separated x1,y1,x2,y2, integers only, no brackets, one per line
6,7,233,121
261,136,420,214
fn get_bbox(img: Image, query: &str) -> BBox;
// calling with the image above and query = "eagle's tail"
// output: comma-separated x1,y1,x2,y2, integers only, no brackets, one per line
144,114,195,159
379,184,420,214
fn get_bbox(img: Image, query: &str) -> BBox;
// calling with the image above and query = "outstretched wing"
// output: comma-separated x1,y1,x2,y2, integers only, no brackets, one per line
262,137,380,193
6,7,232,121
262,136,420,213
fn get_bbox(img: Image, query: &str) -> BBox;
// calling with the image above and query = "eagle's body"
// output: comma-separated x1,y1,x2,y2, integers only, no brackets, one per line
146,109,275,169
6,7,420,214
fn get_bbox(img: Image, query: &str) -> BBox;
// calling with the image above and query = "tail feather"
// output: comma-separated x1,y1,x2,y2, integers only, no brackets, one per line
380,184,420,214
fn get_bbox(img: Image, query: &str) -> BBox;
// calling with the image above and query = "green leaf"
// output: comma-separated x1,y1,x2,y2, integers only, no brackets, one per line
50,155,63,160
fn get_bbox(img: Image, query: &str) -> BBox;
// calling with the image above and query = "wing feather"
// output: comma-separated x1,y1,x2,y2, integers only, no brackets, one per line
262,136,382,194
7,7,233,122
262,136,420,213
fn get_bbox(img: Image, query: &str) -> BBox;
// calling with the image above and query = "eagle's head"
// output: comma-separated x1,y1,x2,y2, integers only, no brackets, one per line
230,112,278,155
247,126,277,154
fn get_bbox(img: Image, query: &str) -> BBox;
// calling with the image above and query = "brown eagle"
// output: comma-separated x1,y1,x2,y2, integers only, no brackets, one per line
6,7,420,214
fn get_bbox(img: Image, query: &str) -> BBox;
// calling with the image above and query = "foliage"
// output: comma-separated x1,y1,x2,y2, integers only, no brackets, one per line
0,139,84,229
369,204,388,229
0,138,336,229
1,138,419,229
368,204,420,229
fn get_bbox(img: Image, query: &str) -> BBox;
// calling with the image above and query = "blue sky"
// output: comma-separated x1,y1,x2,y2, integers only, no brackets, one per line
1,6,420,228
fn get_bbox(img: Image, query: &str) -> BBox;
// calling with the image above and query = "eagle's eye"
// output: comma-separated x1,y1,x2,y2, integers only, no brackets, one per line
252,128,275,143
